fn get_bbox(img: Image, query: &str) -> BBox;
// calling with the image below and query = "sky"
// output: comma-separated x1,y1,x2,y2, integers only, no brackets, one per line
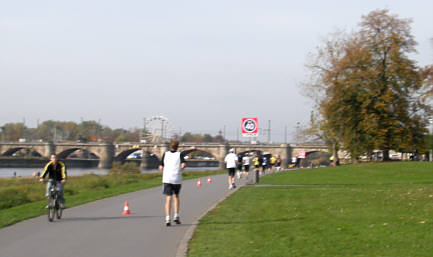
1,0,432,143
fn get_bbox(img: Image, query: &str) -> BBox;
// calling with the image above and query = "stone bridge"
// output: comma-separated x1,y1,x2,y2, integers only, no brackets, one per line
0,142,329,169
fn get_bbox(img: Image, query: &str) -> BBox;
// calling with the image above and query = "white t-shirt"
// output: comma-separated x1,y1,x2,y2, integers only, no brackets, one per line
162,151,183,184
242,156,250,166
224,153,237,168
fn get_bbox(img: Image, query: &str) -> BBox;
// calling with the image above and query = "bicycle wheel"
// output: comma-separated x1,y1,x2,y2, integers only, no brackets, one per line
47,198,55,222
56,200,63,219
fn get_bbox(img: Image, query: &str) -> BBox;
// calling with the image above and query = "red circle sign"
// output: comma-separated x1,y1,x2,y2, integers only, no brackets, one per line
241,118,258,136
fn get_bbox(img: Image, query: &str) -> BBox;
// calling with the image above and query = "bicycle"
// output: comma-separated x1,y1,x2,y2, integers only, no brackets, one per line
45,179,63,222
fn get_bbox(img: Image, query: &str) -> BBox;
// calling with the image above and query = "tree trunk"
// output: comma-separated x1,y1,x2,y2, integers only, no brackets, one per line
331,141,339,166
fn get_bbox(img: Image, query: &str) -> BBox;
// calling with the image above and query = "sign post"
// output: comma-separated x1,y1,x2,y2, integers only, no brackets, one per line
242,118,259,184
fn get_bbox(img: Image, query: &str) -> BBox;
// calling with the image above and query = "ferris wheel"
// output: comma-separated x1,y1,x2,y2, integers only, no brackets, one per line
143,115,172,143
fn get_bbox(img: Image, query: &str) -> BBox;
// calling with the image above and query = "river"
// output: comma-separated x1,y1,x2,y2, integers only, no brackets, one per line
0,166,219,178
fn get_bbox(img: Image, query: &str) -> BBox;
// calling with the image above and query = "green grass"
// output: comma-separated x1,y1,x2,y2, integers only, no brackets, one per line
0,170,225,228
187,162,433,257
259,162,433,185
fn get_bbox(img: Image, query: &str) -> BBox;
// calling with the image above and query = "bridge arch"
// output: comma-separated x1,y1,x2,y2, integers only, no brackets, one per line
181,149,217,159
1,147,43,157
56,148,100,160
115,149,142,162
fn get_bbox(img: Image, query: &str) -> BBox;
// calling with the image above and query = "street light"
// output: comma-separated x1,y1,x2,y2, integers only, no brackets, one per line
429,118,433,162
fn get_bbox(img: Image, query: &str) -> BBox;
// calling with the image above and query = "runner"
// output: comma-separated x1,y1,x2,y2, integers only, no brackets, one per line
252,153,260,174
261,155,268,175
236,153,243,180
242,153,251,178
158,139,186,226
224,148,238,189
269,155,277,173
275,155,281,172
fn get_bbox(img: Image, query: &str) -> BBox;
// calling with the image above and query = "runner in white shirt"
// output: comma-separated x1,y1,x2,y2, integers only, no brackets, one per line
224,148,238,189
242,153,251,178
158,140,186,226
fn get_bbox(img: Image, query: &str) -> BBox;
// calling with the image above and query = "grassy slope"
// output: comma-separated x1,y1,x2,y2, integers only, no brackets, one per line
187,162,433,257
0,170,224,228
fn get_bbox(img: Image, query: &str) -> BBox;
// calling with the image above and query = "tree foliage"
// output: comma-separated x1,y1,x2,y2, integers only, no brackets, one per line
0,120,225,144
179,132,224,143
304,9,431,161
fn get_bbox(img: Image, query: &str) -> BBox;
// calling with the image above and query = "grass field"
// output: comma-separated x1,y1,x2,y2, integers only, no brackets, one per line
0,169,224,228
187,162,433,257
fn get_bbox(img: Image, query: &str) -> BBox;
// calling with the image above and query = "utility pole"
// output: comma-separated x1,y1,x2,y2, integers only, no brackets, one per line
267,120,271,143
296,122,300,144
284,124,287,144
161,119,165,140
140,118,146,142
22,117,26,141
98,119,101,141
36,119,40,141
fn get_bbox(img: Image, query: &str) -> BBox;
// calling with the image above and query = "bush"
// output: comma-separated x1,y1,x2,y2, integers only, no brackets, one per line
0,189,31,210
108,162,141,175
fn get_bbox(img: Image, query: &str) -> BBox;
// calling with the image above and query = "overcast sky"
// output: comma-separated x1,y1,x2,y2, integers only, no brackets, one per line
1,0,432,142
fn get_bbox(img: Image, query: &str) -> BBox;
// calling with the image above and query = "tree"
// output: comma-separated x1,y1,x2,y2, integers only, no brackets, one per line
419,39,433,107
304,9,430,161
358,9,429,159
1,123,26,141
179,132,225,143
36,120,80,142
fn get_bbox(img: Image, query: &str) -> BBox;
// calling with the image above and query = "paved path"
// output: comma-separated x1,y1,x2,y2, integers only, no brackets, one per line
0,174,246,257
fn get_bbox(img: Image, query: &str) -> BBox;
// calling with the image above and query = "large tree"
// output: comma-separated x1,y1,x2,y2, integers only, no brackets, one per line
304,9,430,161
1,123,26,141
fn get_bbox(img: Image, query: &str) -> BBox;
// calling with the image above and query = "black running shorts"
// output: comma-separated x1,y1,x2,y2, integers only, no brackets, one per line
227,168,236,177
163,183,181,196
244,165,250,172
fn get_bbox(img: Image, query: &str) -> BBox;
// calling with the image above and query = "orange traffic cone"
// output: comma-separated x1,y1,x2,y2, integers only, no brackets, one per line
122,201,131,215
196,178,202,187
207,177,212,184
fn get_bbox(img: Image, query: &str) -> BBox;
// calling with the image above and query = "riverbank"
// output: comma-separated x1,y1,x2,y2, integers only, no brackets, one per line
0,169,225,228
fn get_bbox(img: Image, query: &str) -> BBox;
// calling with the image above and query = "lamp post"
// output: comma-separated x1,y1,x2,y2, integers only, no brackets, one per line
429,118,433,162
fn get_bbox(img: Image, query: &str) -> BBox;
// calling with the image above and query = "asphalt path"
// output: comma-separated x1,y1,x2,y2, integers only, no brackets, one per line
0,174,246,257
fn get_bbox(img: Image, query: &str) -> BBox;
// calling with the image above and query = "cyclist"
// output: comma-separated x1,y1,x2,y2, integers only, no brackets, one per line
39,154,67,209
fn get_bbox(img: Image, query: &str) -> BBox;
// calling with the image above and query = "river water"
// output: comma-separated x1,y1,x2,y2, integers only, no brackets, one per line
0,167,218,178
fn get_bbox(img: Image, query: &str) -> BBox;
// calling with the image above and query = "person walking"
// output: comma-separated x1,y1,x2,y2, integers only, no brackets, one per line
39,154,67,209
224,148,238,189
158,139,186,226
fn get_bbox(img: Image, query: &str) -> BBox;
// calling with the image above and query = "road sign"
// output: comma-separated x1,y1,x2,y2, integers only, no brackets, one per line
241,118,258,137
